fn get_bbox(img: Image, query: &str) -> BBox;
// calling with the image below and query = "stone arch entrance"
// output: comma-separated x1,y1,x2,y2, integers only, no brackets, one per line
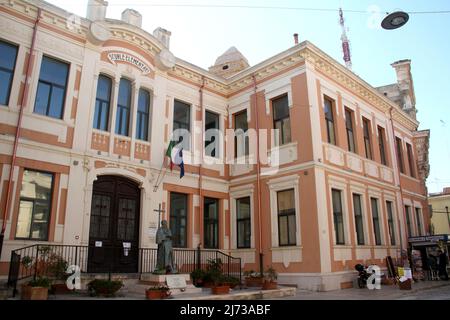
88,175,141,273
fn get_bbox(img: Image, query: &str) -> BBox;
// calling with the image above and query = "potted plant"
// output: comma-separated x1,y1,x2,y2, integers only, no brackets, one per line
47,253,71,294
145,284,171,300
262,266,278,290
21,277,51,300
87,279,123,297
190,269,206,287
207,258,230,295
244,270,264,287
221,275,240,289
211,273,230,295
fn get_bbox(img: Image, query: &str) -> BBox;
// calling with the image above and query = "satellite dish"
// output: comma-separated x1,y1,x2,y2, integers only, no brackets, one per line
381,11,409,30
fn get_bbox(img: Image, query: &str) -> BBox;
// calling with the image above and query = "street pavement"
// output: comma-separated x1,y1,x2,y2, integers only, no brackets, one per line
270,281,450,300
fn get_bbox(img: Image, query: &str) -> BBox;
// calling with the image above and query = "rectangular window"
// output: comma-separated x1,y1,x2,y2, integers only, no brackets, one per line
93,75,112,131
363,118,373,160
115,78,131,136
378,126,387,166
332,189,345,245
277,189,296,246
405,205,412,237
406,143,416,178
0,40,18,106
204,197,219,249
371,198,382,245
415,207,423,236
136,89,151,141
324,97,336,145
234,110,249,158
353,194,365,245
236,197,251,248
34,56,69,119
170,193,188,248
345,108,356,153
15,170,54,240
173,100,191,150
272,95,291,145
205,110,220,158
386,201,396,245
396,138,405,174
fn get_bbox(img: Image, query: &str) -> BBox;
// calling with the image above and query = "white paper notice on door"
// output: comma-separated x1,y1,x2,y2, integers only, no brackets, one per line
123,242,131,249
95,241,102,247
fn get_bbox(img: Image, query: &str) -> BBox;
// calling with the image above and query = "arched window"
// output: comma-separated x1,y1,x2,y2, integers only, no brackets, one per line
115,78,131,136
93,75,112,131
136,88,150,141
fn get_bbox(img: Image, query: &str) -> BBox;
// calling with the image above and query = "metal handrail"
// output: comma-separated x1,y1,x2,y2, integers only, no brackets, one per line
7,244,242,295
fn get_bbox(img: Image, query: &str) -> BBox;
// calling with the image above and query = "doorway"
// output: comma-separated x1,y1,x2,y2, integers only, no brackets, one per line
88,175,141,273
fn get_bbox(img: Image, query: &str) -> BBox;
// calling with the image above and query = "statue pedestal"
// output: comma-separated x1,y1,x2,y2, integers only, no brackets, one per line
139,274,202,297
141,273,191,284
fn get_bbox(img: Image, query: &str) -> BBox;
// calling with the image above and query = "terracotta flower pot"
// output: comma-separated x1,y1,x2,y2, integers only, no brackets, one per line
211,285,230,295
245,277,264,287
262,281,277,290
146,290,163,300
21,285,49,300
51,283,71,294
146,289,171,299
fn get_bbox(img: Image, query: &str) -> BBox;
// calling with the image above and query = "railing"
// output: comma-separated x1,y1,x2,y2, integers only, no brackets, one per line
8,244,242,296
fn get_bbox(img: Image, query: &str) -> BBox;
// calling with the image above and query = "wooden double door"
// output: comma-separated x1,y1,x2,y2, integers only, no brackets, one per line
88,176,140,273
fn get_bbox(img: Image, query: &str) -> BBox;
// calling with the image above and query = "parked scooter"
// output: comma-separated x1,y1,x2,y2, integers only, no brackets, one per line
354,264,373,289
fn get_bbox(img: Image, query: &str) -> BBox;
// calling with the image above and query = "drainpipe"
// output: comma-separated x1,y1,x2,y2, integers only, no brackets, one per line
389,107,406,263
252,75,264,276
0,9,41,258
198,76,205,248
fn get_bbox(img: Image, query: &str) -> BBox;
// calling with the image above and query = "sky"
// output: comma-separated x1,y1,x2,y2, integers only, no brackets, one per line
45,0,450,193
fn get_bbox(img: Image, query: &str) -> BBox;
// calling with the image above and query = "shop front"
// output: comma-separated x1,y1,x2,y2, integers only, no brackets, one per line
408,234,450,280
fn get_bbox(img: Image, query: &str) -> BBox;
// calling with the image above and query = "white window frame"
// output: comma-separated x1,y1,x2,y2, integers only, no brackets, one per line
328,178,351,246
267,175,301,248
368,188,386,246
384,193,400,246
230,184,255,250
350,184,370,246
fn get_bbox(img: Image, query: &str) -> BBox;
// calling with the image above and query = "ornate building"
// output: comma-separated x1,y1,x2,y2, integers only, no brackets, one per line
0,0,430,291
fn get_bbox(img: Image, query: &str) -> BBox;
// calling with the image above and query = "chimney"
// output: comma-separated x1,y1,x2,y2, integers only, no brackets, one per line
86,0,108,21
391,59,416,119
391,60,412,91
294,33,299,45
153,27,172,49
121,9,142,28
443,187,450,195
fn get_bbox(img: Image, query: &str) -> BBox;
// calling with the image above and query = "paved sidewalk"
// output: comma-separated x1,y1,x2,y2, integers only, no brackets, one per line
272,280,450,300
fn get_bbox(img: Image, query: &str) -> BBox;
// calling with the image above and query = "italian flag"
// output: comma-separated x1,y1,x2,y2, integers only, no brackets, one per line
165,141,185,178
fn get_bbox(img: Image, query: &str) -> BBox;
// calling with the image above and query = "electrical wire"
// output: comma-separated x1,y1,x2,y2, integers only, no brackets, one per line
99,3,450,15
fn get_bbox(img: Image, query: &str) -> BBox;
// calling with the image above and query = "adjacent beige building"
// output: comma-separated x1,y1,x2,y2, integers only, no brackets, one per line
429,188,450,235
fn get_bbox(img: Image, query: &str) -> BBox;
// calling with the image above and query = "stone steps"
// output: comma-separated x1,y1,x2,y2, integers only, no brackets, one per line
174,287,297,300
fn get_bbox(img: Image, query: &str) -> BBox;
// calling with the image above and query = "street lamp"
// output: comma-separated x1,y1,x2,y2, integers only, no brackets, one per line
381,11,410,30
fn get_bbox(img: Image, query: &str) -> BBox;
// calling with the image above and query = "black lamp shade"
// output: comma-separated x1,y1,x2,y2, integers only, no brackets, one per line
381,11,409,30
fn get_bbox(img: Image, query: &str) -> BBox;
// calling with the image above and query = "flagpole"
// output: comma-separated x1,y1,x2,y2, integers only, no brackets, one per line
153,145,170,192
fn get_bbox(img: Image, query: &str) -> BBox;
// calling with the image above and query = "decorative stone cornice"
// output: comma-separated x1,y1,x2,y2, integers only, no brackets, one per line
170,43,420,132
108,26,161,57
298,44,419,130
8,0,89,39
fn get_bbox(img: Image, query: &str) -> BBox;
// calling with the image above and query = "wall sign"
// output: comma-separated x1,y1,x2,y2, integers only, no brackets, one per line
107,52,151,75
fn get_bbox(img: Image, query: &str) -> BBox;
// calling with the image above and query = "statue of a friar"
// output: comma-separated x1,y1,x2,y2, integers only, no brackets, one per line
155,220,176,274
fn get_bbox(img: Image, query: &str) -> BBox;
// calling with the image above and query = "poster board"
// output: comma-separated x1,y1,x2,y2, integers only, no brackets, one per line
386,256,397,278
